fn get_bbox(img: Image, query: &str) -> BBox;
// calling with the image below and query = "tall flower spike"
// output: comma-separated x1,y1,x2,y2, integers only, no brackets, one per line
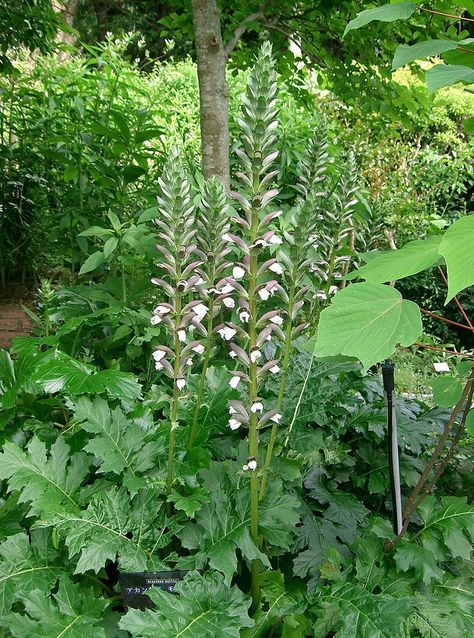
259,123,330,499
187,176,231,449
150,149,203,499
228,41,282,610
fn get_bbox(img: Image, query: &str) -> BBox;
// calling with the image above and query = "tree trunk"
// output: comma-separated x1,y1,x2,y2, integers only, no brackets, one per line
53,0,80,46
191,0,230,188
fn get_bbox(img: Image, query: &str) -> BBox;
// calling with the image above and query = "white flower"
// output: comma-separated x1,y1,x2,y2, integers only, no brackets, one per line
222,233,233,242
239,310,250,323
251,401,263,413
269,235,283,245
242,464,249,471
223,297,235,309
270,413,282,423
229,375,241,389
250,349,262,363
152,350,166,362
195,277,204,286
228,418,241,431
269,365,281,374
269,262,284,274
229,350,237,359
154,304,171,315
221,283,234,294
176,378,186,390
192,344,205,354
329,285,338,296
270,314,283,326
186,358,193,366
266,333,272,341
218,326,237,341
247,458,258,471
193,303,208,322
150,315,162,325
258,289,270,301
270,285,278,295
316,290,327,300
233,266,246,280
229,405,237,415
155,361,163,371
178,329,186,342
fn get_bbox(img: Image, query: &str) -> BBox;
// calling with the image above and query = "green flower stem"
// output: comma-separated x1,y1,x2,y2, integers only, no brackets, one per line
188,296,215,450
248,247,260,611
165,270,182,509
258,285,295,501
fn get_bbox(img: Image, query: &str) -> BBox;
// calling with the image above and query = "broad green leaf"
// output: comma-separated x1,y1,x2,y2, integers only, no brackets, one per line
438,215,474,302
0,531,63,615
2,576,106,638
0,436,88,515
344,3,416,36
135,127,164,144
111,110,130,139
54,488,172,573
124,164,147,183
119,571,253,637
426,64,474,92
34,356,142,399
78,226,113,238
315,283,422,369
167,488,209,517
178,465,299,585
464,117,474,133
392,40,459,70
395,544,444,584
103,235,118,258
431,376,463,407
313,582,412,638
418,496,474,561
242,571,304,638
79,250,105,275
466,409,474,436
74,397,159,491
348,237,441,283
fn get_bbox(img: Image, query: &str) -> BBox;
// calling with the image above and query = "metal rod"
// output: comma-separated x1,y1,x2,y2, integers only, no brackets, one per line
382,360,403,535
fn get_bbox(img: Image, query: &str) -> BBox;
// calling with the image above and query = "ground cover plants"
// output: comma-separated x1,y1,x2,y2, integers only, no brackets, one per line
0,41,473,638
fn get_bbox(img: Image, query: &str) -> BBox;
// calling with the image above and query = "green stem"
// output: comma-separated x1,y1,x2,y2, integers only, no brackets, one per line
121,261,127,305
259,285,295,501
166,271,182,510
249,183,260,612
188,298,214,450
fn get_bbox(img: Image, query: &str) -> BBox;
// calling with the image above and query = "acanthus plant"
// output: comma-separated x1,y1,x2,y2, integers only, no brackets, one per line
149,149,208,498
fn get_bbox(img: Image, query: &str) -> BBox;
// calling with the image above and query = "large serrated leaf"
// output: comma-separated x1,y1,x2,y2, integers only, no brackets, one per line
0,531,63,615
119,571,253,637
54,487,173,573
0,436,88,515
395,544,444,585
313,582,412,638
34,355,142,399
315,283,422,369
74,396,160,491
438,215,474,302
1,576,106,638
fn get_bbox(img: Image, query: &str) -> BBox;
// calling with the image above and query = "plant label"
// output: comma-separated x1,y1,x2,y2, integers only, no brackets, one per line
120,570,188,609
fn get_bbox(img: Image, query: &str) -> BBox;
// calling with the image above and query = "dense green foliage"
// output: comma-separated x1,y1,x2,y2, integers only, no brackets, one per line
1,40,473,636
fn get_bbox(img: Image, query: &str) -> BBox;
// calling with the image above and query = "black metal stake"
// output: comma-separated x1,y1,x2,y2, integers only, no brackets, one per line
382,360,403,535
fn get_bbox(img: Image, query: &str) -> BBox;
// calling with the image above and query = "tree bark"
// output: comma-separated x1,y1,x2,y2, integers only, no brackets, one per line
191,0,230,188
53,0,80,46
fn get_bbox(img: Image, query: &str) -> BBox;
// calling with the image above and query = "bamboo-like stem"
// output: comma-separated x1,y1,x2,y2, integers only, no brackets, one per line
259,285,295,501
188,296,214,449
